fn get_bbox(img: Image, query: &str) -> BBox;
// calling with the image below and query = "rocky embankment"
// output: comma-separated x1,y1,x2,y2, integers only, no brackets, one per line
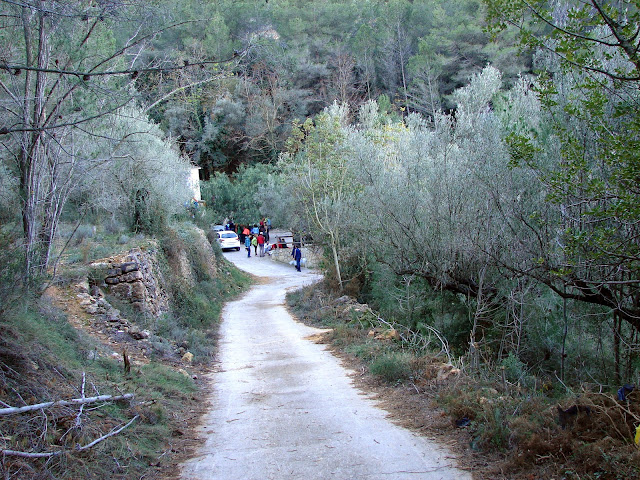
69,246,168,343
49,228,221,370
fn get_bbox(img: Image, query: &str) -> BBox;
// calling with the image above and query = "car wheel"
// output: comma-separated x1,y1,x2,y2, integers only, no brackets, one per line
236,247,241,251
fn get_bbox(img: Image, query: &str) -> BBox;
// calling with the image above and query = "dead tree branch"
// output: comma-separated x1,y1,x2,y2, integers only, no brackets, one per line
0,415,139,458
0,393,133,416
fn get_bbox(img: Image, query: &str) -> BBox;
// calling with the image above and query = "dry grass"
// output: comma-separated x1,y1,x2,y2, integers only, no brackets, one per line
286,281,640,480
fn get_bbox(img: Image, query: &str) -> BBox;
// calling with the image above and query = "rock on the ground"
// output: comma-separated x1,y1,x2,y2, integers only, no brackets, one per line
129,325,151,340
182,352,194,363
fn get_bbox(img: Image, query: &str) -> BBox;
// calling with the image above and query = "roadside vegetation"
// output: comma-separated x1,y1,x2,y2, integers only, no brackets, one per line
288,282,640,480
2,0,640,478
1,300,197,479
0,218,250,479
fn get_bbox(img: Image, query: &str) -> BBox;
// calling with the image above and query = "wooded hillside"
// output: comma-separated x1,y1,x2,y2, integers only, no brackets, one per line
1,1,639,479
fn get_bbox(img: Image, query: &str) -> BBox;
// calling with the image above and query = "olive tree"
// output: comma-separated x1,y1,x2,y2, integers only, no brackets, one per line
73,105,192,233
342,68,562,361
280,103,359,290
351,68,516,296
483,0,640,331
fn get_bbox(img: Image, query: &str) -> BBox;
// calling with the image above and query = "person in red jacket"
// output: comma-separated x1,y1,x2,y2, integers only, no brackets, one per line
257,232,265,257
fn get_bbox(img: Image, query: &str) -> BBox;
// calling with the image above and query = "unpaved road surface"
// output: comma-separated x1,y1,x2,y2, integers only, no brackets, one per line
180,250,472,480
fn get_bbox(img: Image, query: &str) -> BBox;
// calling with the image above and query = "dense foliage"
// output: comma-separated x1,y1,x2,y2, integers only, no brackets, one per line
1,0,639,476
276,55,639,387
140,0,528,171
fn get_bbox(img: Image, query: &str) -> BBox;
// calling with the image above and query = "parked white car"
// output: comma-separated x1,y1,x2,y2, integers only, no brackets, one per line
217,230,241,251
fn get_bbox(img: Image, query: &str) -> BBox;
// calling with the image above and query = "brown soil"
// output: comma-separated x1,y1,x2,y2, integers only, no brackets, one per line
43,283,212,480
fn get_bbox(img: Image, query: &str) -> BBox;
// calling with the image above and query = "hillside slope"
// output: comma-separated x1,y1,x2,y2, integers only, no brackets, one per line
0,222,250,479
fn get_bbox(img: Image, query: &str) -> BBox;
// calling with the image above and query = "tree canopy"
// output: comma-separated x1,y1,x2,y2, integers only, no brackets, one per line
2,0,638,389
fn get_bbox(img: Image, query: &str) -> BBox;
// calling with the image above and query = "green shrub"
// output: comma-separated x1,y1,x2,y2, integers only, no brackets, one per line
73,224,97,244
345,340,388,362
370,352,414,383
0,225,24,303
329,323,365,346
501,352,527,383
104,218,127,235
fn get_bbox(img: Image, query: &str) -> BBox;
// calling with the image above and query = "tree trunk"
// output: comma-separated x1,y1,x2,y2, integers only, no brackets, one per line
20,3,52,279
625,325,637,382
330,234,343,291
396,22,409,112
613,312,622,385
560,294,569,382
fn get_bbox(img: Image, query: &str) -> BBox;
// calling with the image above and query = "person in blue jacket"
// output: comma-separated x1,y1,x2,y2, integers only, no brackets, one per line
245,234,252,257
291,244,302,271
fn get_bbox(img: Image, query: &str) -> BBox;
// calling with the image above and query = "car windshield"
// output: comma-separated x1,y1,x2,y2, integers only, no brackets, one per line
220,232,237,239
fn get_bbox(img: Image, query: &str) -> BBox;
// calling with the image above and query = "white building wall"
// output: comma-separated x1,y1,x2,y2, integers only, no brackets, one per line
189,166,201,201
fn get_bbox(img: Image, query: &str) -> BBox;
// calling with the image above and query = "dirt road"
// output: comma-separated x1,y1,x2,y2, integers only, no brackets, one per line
180,250,472,480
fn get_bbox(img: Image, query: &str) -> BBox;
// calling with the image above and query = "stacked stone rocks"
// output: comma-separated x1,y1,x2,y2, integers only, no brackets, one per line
74,247,169,342
106,262,146,309
75,280,150,340
99,248,168,316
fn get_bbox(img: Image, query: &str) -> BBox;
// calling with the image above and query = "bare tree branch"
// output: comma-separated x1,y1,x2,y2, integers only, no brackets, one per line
1,48,247,79
144,74,228,113
0,415,139,458
0,393,133,416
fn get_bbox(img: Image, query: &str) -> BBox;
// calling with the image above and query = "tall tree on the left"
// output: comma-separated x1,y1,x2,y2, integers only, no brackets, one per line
1,1,142,281
0,0,240,283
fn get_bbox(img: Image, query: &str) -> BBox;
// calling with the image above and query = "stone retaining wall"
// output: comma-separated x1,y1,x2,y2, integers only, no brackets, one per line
270,245,323,269
91,246,168,316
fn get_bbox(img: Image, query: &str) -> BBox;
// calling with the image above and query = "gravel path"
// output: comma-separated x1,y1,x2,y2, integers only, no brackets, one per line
180,250,472,480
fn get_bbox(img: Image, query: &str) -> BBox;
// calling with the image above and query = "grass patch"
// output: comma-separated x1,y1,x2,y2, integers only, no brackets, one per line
344,340,387,362
0,299,200,480
369,352,414,383
286,286,335,327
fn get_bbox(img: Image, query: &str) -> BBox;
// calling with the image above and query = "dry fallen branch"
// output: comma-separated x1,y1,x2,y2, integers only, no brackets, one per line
0,393,134,416
1,415,139,458
75,414,139,451
75,372,87,428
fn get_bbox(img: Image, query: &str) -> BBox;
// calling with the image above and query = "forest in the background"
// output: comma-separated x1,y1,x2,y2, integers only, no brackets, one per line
137,0,528,174
1,1,640,478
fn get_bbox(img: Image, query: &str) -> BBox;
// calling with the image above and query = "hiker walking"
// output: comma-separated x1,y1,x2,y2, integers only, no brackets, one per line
251,234,258,256
292,244,302,272
245,234,252,257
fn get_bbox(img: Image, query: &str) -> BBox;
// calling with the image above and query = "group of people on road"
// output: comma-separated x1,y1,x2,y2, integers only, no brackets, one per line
226,217,273,259
244,230,269,258
222,216,303,271
224,217,271,244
